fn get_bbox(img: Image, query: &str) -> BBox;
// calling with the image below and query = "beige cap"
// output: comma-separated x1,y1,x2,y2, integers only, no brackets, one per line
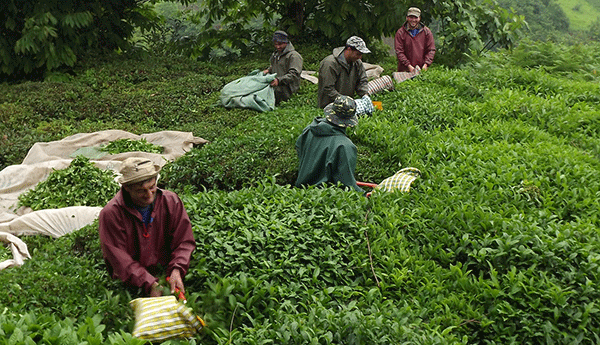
118,157,160,185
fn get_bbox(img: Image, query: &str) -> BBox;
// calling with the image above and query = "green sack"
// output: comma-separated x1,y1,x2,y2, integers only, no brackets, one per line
220,69,276,112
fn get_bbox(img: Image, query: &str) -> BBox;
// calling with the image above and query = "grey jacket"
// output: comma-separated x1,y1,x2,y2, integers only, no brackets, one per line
268,42,303,103
317,46,369,108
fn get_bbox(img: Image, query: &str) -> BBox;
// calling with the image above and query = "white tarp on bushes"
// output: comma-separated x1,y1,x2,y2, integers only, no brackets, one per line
0,232,30,270
0,130,208,270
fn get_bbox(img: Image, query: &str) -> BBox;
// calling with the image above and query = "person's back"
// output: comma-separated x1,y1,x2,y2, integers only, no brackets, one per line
295,96,363,192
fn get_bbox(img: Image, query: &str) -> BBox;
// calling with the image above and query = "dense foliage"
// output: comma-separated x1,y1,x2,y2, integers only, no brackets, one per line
1,40,600,343
0,0,193,78
497,0,570,41
177,0,525,67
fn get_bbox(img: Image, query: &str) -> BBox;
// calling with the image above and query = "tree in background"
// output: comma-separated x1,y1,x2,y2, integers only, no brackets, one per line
0,0,188,79
0,0,527,78
496,0,570,42
181,0,525,67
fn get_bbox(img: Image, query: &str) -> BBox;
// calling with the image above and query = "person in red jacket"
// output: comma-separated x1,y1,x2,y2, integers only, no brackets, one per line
99,157,195,297
394,7,436,73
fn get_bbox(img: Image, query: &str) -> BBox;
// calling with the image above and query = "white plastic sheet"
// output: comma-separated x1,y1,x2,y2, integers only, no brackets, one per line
0,130,208,270
0,232,31,270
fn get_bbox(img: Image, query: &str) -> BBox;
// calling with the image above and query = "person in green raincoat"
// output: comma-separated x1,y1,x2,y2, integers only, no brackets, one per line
295,95,364,193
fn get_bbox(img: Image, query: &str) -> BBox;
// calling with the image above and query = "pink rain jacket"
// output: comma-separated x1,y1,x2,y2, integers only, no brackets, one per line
394,23,436,72
99,188,195,293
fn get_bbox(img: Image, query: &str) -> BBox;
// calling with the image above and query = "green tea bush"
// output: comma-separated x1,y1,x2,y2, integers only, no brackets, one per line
160,85,319,192
0,221,132,336
1,40,600,344
0,244,10,262
181,181,474,343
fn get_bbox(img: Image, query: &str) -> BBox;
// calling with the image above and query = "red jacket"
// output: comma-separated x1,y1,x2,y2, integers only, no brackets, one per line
99,188,195,293
394,23,436,72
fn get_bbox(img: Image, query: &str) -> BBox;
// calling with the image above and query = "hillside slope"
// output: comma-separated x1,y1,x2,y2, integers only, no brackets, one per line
556,0,600,30
1,41,600,344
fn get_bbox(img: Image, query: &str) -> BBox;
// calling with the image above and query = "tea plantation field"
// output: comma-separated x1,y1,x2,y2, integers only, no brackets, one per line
1,41,600,344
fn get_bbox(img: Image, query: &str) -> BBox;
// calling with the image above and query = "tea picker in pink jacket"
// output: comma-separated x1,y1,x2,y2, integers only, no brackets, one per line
394,7,436,73
99,157,196,297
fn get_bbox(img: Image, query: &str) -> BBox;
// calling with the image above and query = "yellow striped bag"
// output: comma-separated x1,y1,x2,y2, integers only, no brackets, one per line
375,167,421,193
130,296,205,341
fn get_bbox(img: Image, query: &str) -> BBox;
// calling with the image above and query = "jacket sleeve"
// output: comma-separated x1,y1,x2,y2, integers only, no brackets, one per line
394,28,411,68
423,28,436,66
278,52,303,86
319,59,342,105
166,195,196,277
267,53,274,73
356,62,369,97
98,206,157,292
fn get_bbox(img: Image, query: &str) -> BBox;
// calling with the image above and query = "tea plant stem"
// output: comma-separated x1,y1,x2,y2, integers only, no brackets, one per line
227,304,238,344
364,209,380,287
458,319,481,327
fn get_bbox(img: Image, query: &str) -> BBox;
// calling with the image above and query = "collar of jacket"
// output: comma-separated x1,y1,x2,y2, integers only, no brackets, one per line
333,46,356,71
311,117,348,136
274,41,295,59
117,187,163,219
403,22,424,33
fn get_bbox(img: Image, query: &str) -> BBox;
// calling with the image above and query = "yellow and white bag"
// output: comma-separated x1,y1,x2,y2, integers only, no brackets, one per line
130,296,205,341
375,167,421,193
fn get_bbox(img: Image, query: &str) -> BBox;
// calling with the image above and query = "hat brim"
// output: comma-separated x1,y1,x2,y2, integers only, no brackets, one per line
324,103,358,128
118,165,160,185
356,47,371,54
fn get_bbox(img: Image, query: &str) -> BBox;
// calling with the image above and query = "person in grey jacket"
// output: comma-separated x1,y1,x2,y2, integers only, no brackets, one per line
317,36,370,109
263,30,303,105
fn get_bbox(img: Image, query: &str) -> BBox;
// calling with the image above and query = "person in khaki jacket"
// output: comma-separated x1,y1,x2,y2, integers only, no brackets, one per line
263,30,303,105
317,36,370,109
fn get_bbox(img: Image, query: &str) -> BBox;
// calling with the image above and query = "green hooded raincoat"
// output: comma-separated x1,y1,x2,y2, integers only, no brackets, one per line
295,117,363,192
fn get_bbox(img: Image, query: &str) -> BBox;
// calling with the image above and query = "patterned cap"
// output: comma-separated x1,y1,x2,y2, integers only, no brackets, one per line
324,95,358,128
272,30,289,43
346,36,371,54
407,7,421,17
